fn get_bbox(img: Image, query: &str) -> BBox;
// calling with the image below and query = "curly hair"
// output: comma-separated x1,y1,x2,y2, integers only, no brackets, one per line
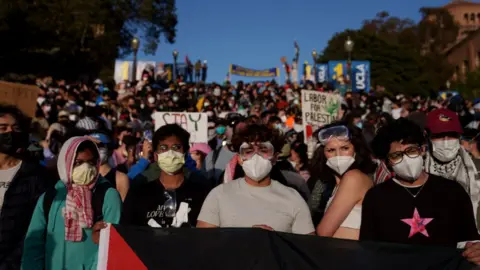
309,121,376,186
371,118,425,161
231,124,284,153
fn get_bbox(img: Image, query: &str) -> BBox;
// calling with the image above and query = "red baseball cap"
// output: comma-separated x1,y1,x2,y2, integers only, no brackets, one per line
426,108,463,135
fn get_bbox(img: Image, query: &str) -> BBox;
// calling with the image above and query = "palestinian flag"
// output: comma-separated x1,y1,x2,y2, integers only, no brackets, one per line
98,225,472,270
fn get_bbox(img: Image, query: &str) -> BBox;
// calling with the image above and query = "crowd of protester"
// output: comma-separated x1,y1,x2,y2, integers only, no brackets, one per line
1,73,480,269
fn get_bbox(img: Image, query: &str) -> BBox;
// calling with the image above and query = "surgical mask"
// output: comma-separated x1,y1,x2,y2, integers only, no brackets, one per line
326,156,355,175
293,99,299,105
208,129,216,141
280,115,287,123
360,102,365,108
392,156,423,183
148,97,155,104
140,104,145,109
241,154,272,182
99,148,109,164
204,102,210,107
0,132,18,155
432,139,460,162
293,124,303,133
289,160,297,170
173,96,179,102
157,150,185,175
356,122,363,129
71,163,97,185
274,123,283,130
216,126,226,135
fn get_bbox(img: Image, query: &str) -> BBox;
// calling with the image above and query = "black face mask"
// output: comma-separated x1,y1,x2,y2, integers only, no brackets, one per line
0,132,19,155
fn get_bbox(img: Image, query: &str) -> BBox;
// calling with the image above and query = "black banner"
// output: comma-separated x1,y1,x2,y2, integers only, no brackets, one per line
100,225,474,270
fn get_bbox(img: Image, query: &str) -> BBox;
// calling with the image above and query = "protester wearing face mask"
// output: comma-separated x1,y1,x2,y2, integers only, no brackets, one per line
424,109,480,227
197,125,314,234
310,123,375,240
361,119,480,264
22,137,122,270
122,124,212,228
89,133,129,201
0,106,48,269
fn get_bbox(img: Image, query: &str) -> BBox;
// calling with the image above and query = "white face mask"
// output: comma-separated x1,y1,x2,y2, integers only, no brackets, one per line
432,139,460,162
99,148,109,164
326,156,355,176
71,163,97,185
392,156,424,183
148,97,155,104
280,115,287,123
289,160,297,170
242,154,272,182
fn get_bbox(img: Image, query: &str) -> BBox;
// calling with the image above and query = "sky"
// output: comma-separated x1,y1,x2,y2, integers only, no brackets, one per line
133,0,457,83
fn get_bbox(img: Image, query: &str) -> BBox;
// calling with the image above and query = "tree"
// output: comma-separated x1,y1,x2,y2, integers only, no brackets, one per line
0,0,177,81
452,69,480,99
319,11,453,96
418,8,459,53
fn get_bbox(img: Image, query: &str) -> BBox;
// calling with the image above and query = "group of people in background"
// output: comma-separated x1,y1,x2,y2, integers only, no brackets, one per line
1,73,480,269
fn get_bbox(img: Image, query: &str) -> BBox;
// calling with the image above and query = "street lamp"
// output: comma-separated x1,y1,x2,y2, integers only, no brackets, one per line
131,37,140,82
312,49,318,83
344,36,354,90
172,49,179,81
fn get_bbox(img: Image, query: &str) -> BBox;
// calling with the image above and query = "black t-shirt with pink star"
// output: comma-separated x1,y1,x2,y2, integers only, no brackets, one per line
360,174,480,247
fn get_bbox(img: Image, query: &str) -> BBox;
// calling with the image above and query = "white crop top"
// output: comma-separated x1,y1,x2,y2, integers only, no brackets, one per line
325,186,362,229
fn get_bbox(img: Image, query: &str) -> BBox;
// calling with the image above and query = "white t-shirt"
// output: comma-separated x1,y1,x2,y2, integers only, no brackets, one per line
0,161,22,212
198,178,314,234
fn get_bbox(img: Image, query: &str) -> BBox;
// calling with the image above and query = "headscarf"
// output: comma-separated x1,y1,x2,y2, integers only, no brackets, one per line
57,136,100,242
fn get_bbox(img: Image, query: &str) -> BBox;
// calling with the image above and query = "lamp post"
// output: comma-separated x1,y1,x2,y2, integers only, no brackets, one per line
344,36,354,91
131,37,140,82
312,49,317,83
172,49,179,81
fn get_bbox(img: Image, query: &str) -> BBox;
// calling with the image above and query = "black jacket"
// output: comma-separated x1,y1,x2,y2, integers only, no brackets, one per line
0,160,48,270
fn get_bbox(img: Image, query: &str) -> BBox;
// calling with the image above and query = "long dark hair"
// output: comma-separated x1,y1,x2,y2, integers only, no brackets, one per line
309,121,376,188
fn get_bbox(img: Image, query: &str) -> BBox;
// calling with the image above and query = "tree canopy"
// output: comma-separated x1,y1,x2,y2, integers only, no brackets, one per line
0,0,177,82
319,11,454,96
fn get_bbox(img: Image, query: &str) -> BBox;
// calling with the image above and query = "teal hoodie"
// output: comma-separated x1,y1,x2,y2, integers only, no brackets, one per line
21,178,122,270
21,136,122,270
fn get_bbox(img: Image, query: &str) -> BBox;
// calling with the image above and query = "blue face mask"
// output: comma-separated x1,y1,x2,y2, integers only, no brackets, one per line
216,126,226,135
356,122,363,129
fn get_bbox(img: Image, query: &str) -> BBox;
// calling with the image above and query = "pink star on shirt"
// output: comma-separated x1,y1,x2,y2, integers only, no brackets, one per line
401,208,434,238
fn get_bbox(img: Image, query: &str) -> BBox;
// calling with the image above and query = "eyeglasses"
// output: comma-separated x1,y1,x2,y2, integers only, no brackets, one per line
387,146,422,165
318,125,350,145
157,144,183,153
239,142,274,161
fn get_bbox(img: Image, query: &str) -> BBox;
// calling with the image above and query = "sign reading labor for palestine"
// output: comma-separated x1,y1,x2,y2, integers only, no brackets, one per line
301,90,341,157
153,112,208,143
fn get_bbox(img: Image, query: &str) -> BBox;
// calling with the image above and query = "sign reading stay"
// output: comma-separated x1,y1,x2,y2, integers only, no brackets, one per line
153,112,208,143
0,81,39,118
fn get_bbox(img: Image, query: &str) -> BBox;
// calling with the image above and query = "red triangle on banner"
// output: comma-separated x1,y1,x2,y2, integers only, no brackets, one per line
108,226,148,270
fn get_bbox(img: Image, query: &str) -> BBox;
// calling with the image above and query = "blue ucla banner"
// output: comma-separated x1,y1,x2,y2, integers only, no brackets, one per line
351,61,371,93
317,64,329,83
230,64,279,77
328,61,348,94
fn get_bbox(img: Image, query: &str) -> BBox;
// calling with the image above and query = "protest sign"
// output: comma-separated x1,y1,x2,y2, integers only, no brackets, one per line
302,90,341,157
0,81,39,118
153,112,208,143
98,225,471,270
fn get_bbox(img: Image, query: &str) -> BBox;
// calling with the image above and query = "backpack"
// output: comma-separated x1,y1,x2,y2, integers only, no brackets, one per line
43,181,112,224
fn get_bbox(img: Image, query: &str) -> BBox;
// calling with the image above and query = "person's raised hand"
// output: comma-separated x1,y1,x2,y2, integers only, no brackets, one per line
142,140,153,160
